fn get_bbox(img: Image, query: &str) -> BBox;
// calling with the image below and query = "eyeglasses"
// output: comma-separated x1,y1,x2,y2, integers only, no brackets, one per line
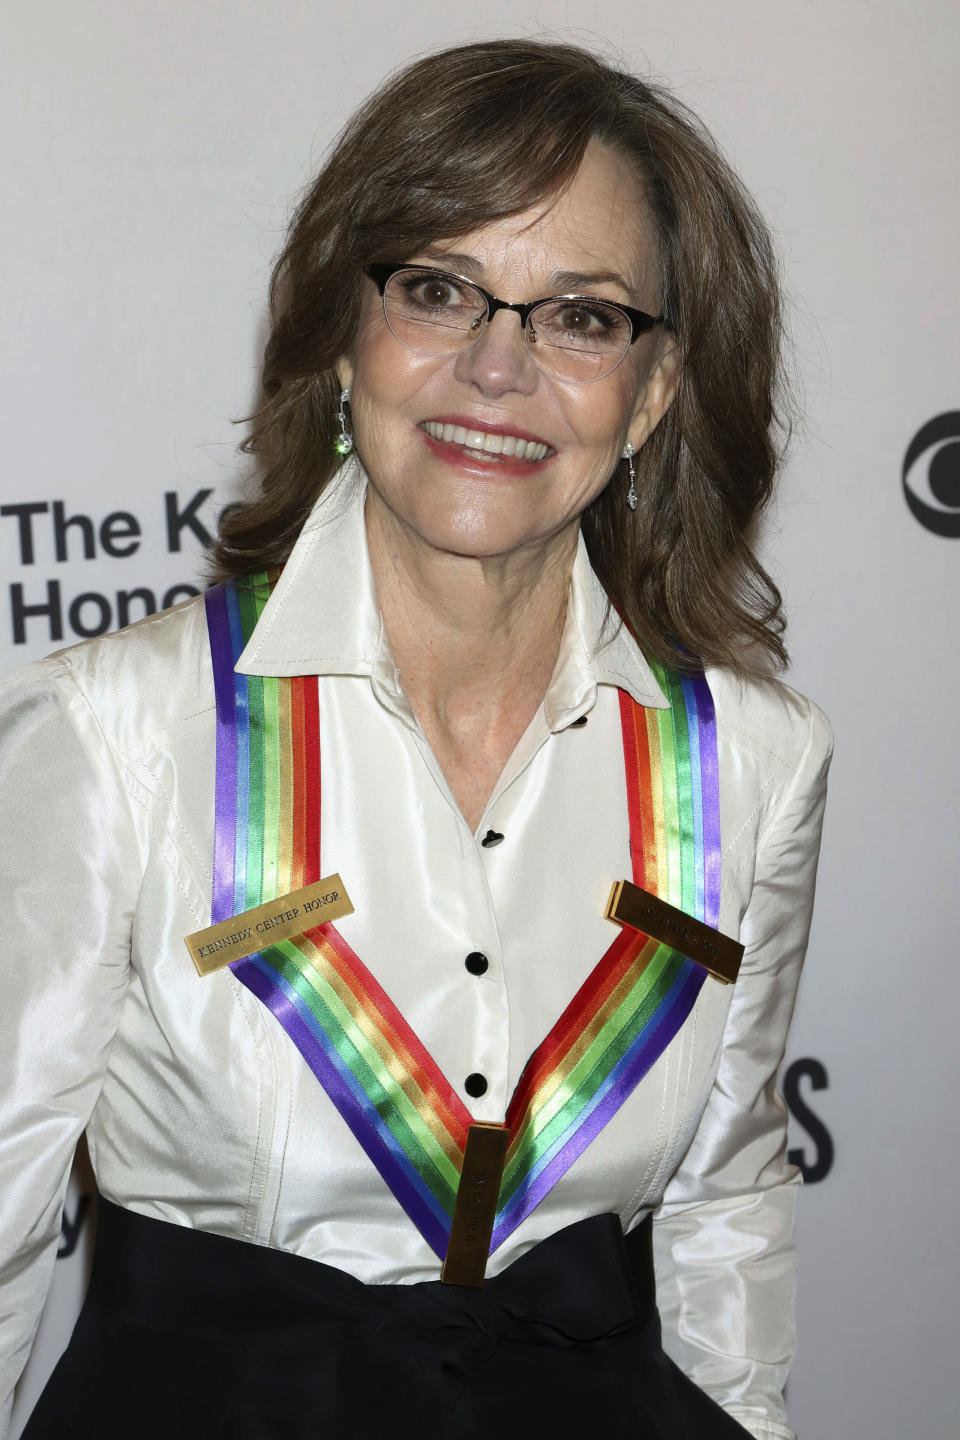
364,262,665,384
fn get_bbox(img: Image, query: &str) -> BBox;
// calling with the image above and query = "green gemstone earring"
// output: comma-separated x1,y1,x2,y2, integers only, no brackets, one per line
335,388,353,456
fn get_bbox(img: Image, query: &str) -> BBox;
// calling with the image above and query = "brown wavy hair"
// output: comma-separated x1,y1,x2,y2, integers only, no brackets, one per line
210,38,790,674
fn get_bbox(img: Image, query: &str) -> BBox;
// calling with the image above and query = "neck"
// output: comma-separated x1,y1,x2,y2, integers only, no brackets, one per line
364,488,575,713
364,487,576,828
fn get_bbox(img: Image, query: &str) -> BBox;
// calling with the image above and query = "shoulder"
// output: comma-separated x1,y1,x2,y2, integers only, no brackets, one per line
708,667,832,773
0,593,214,765
706,666,833,831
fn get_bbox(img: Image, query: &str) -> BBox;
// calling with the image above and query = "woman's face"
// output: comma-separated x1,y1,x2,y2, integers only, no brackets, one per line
338,141,678,565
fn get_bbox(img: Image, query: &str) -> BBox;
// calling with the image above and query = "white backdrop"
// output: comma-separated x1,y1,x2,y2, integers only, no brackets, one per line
3,3,957,1435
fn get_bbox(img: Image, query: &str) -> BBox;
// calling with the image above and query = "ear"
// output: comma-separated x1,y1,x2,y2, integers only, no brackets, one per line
626,336,679,452
335,356,354,392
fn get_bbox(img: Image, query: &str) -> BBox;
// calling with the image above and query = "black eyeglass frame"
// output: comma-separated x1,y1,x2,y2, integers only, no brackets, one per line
364,262,667,354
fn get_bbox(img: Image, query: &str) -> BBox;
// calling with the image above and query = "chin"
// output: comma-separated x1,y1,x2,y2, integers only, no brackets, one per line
417,496,558,559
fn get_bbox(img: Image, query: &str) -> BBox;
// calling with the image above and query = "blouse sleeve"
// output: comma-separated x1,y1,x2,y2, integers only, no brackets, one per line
651,698,833,1440
0,655,139,1437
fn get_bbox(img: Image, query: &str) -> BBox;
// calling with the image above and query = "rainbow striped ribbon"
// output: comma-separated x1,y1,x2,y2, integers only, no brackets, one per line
205,576,721,1260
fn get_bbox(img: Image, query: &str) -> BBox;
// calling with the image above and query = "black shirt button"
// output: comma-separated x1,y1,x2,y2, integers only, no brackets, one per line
465,951,489,976
464,1072,488,1098
481,830,504,848
569,714,589,727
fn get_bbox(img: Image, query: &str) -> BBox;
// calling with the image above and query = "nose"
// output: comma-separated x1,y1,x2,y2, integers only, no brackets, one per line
451,309,540,398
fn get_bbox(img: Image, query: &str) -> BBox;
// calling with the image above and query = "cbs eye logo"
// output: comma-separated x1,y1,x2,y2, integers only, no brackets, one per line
903,412,960,537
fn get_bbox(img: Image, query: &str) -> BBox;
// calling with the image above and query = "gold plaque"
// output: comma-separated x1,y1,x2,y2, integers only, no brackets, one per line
185,874,354,976
605,879,744,985
441,1123,511,1288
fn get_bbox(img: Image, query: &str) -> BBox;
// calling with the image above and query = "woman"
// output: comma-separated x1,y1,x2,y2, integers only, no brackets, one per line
0,39,831,1440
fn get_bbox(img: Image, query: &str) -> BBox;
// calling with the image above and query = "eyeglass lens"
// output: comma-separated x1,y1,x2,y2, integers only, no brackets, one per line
381,268,632,381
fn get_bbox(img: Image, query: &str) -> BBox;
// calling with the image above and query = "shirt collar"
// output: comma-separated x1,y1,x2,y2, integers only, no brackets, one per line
235,456,668,721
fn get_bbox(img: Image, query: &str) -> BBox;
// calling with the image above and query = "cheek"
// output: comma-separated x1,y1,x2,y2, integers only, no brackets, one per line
352,322,443,423
351,316,396,396
561,356,644,449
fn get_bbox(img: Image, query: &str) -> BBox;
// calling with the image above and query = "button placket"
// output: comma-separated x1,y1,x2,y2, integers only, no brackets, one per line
461,796,524,1118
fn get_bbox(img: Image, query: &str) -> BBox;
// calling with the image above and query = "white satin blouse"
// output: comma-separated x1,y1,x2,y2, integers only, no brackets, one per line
0,460,832,1439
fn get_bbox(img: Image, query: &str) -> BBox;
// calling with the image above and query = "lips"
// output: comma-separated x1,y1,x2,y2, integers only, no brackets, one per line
420,420,551,464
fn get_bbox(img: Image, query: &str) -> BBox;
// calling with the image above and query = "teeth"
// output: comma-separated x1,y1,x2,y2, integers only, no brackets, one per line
423,421,548,462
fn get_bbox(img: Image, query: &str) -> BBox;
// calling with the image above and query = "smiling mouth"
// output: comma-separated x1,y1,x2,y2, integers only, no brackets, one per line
421,421,551,463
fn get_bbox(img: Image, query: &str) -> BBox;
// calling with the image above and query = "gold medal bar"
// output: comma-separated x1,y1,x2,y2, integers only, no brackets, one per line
441,1122,511,1288
605,879,744,985
185,874,354,976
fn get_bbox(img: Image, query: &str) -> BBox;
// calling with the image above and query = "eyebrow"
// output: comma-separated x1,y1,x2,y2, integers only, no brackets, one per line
415,249,637,300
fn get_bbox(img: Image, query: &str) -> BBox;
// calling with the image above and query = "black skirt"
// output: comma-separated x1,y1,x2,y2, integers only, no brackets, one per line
24,1199,751,1439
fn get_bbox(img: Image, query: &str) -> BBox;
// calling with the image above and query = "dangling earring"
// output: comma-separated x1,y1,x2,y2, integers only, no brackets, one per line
335,387,353,456
623,442,638,511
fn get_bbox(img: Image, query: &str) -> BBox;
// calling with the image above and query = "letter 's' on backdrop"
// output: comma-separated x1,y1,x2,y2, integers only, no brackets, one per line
3,3,956,1435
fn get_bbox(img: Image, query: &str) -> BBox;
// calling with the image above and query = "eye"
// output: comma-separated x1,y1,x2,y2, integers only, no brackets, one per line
556,303,614,334
559,304,599,332
902,412,960,538
416,279,458,307
532,298,630,349
397,271,470,311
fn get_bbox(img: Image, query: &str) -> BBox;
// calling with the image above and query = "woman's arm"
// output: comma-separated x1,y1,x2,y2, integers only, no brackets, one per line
0,655,138,1436
652,699,833,1440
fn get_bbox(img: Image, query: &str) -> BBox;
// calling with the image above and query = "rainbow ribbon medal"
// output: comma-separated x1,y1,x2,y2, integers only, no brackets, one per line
205,576,721,1260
